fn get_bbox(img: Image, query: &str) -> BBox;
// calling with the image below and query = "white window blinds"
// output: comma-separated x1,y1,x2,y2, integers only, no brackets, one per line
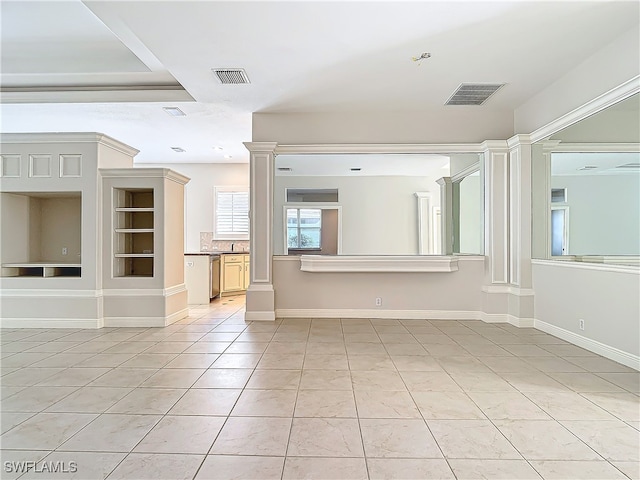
215,190,249,239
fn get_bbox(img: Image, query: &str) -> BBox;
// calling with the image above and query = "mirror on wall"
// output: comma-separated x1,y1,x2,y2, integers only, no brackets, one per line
273,152,484,256
452,159,484,255
532,93,640,264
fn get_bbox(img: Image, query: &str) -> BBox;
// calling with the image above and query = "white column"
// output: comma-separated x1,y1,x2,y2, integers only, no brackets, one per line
482,141,510,285
243,142,277,321
436,177,453,255
414,192,432,255
480,140,510,322
506,135,535,325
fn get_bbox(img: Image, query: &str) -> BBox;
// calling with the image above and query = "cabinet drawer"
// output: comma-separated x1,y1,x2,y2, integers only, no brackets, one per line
222,255,244,263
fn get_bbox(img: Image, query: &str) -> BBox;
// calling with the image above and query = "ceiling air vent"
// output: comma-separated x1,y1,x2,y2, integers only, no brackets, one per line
615,163,640,169
445,83,505,106
212,68,250,84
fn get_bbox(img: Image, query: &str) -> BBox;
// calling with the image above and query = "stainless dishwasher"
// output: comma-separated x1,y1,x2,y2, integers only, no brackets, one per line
210,255,221,298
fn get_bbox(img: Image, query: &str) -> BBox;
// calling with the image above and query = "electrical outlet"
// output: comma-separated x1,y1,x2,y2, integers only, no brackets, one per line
375,297,382,306
579,319,585,331
186,261,194,267
62,247,68,255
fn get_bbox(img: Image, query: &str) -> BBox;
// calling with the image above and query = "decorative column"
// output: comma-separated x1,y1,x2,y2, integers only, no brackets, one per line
436,177,453,255
243,142,277,321
480,140,510,322
414,192,432,254
506,135,535,326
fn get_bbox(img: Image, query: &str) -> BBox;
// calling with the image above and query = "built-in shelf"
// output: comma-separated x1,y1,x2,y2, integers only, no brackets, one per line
299,255,460,273
2,262,81,278
114,188,154,277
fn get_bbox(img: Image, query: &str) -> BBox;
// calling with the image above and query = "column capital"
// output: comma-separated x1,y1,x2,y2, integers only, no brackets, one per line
507,134,533,149
480,140,509,152
243,142,278,153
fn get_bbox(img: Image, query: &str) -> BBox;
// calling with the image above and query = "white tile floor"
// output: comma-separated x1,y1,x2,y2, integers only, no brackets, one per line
1,295,639,479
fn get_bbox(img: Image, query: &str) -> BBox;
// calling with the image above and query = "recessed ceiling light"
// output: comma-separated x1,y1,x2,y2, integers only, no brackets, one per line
171,147,186,152
163,107,186,117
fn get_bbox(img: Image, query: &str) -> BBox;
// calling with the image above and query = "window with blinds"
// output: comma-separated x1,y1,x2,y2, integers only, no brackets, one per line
214,188,249,239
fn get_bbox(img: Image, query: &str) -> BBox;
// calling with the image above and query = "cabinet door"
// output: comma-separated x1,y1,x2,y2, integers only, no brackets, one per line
243,257,250,289
222,262,244,292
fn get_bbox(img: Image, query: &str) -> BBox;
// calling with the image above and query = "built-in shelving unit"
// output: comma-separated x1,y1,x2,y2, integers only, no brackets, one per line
2,262,81,277
113,188,155,277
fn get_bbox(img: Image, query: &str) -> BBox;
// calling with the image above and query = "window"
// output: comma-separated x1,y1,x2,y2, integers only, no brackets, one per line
286,188,338,202
214,187,249,239
551,188,567,203
287,208,321,249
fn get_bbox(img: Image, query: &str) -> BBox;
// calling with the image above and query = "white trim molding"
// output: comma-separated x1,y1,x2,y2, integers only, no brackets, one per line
275,308,534,327
0,318,103,329
535,319,640,371
276,309,480,320
0,132,140,157
104,308,188,327
299,255,459,273
529,76,640,143
531,259,640,275
274,143,484,155
245,310,277,321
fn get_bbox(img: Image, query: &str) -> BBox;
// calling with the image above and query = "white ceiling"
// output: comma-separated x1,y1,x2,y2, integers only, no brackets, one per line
551,152,640,176
1,1,638,164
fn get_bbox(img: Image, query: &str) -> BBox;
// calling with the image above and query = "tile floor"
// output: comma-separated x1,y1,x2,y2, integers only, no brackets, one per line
1,296,639,479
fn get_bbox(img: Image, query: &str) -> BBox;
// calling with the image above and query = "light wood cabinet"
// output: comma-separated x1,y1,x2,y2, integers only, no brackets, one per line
221,253,250,296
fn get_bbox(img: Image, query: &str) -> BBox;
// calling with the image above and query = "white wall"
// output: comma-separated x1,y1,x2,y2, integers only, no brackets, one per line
533,262,640,360
514,25,640,134
40,197,82,262
274,175,441,255
274,256,484,314
0,193,30,263
136,163,249,252
253,109,514,145
551,174,640,255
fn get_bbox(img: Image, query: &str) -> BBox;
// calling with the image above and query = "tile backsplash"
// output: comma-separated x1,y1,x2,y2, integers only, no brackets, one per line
200,232,249,252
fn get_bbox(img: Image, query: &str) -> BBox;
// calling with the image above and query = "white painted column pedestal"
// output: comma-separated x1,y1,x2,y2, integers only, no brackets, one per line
243,142,277,321
480,140,512,323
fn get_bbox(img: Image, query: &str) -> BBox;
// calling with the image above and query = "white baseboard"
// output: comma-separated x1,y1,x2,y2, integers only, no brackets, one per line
0,318,103,329
103,309,188,328
165,308,189,326
245,310,276,322
535,319,640,371
275,309,480,320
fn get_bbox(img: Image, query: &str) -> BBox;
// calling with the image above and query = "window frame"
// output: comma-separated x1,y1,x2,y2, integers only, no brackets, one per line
282,204,343,254
287,207,322,250
213,186,249,240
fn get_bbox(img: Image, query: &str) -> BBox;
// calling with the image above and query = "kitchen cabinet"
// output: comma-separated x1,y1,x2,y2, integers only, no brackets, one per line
220,253,250,296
